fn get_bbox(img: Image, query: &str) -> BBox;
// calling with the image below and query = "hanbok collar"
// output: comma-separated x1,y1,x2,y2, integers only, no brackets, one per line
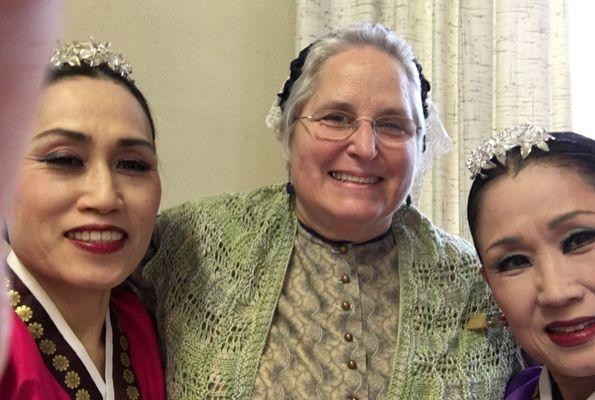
538,366,595,400
7,250,115,399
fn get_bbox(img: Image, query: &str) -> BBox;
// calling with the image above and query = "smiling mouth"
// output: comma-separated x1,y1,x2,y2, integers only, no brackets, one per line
546,318,595,334
66,230,125,242
330,172,381,185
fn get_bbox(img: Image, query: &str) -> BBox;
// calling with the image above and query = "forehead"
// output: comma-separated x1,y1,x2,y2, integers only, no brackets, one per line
34,76,152,142
310,46,416,113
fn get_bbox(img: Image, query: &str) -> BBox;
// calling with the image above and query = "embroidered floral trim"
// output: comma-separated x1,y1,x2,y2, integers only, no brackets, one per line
15,304,33,322
52,354,70,371
8,289,20,306
7,275,143,399
28,322,44,338
39,339,57,355
75,389,91,400
126,385,140,400
65,370,81,389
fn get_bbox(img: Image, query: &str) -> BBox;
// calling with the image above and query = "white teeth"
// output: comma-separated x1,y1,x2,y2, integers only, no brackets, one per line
67,230,124,243
331,172,380,184
548,320,595,334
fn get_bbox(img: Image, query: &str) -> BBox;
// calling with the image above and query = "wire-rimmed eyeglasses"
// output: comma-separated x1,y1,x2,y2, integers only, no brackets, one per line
297,109,419,147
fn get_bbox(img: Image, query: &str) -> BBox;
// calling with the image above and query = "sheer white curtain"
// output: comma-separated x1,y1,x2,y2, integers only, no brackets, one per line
295,0,571,237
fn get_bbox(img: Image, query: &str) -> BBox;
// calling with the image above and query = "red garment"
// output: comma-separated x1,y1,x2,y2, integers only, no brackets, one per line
0,289,165,400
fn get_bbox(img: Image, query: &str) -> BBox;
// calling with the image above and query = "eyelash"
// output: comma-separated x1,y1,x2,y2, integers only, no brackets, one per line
561,229,595,254
495,253,531,273
116,158,152,172
493,228,595,272
38,152,83,168
38,153,152,172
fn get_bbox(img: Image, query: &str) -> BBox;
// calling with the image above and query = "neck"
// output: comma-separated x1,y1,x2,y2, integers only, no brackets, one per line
550,370,595,400
38,278,110,377
295,203,394,244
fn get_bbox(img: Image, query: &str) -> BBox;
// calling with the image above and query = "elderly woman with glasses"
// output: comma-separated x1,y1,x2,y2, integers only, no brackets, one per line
142,23,518,399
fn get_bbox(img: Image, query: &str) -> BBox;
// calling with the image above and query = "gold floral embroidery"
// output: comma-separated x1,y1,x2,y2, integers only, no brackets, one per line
39,339,56,355
126,385,140,400
15,304,33,322
119,335,129,351
52,354,69,371
123,368,135,384
8,289,20,306
75,389,90,400
120,352,130,367
28,322,43,339
64,371,80,389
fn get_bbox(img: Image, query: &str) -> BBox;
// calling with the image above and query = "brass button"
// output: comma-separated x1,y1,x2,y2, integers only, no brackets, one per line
348,396,359,400
341,274,350,284
347,360,357,369
344,332,353,342
341,301,351,311
338,244,348,254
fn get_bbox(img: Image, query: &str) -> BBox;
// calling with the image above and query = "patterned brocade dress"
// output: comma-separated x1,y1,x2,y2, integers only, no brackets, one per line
253,222,398,400
0,251,165,400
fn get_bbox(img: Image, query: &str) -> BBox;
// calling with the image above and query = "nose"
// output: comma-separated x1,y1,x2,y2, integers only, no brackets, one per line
536,254,585,307
76,164,122,214
346,118,378,160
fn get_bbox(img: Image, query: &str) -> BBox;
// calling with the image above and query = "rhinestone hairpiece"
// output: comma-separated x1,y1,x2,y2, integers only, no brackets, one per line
466,124,554,179
49,39,133,82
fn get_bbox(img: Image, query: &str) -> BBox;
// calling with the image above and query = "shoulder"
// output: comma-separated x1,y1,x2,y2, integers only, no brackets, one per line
156,184,292,237
504,367,541,400
0,313,67,399
164,184,289,220
144,184,296,280
394,205,477,265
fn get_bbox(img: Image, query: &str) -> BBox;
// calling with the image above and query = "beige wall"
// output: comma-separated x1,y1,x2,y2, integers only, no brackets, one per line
62,1,295,209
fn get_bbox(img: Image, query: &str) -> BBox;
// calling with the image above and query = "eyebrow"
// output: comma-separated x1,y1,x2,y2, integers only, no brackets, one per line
316,101,409,116
484,236,521,255
33,128,89,143
483,210,595,255
33,128,155,152
118,138,155,152
547,210,595,230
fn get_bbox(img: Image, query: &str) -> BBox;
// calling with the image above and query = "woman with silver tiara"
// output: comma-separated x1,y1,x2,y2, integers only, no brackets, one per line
0,40,165,399
467,125,595,399
142,23,518,399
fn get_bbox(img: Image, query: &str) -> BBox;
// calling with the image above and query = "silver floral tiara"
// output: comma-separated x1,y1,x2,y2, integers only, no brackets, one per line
49,39,133,82
466,124,554,179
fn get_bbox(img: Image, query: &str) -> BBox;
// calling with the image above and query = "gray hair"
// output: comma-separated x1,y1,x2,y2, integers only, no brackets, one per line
275,23,425,157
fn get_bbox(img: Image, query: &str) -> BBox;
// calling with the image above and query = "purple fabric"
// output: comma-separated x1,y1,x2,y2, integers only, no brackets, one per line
505,367,541,400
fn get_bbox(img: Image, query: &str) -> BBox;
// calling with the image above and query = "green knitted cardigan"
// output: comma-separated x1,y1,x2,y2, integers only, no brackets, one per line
143,184,518,399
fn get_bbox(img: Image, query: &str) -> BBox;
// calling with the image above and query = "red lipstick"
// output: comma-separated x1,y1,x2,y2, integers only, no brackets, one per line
546,316,595,347
65,225,127,254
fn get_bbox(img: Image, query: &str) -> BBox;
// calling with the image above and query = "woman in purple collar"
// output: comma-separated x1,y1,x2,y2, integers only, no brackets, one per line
466,126,595,400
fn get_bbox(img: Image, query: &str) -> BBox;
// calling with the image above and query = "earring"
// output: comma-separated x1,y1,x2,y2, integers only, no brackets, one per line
485,309,509,329
422,135,427,153
285,182,295,195
498,311,508,327
406,195,412,207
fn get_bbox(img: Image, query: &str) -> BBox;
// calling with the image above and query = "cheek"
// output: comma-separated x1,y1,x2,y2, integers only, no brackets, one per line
386,145,418,183
289,137,335,176
128,182,160,234
489,278,534,329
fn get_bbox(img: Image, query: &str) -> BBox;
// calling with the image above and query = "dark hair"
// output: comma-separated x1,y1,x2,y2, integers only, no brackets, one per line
467,131,595,260
48,65,156,142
